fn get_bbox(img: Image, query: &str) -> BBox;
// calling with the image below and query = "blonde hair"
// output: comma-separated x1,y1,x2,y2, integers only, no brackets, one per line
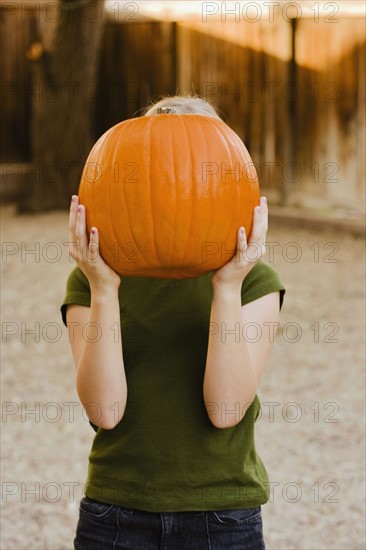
143,95,222,120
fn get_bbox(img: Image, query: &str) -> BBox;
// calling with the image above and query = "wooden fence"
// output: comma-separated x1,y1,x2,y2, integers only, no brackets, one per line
1,4,365,212
176,17,365,211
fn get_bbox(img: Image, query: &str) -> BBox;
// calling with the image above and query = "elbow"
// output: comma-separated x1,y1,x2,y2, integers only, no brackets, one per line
76,378,127,430
88,411,124,430
78,395,125,430
206,400,254,429
209,418,241,429
95,418,120,430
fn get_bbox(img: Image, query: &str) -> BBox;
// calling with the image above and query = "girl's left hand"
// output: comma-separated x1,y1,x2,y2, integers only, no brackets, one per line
211,196,268,292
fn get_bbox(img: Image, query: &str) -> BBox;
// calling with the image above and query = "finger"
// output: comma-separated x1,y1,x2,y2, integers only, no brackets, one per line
87,227,99,263
236,227,249,264
69,196,78,233
237,226,247,247
249,204,264,248
68,195,79,257
249,197,268,246
259,196,268,233
75,204,89,252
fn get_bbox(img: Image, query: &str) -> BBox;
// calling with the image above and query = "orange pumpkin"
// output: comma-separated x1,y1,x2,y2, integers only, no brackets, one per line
78,114,260,278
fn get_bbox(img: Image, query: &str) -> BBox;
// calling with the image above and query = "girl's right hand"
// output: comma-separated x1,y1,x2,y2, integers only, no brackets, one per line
68,195,121,294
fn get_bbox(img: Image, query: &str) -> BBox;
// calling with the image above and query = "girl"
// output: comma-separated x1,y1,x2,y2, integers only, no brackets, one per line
61,95,286,550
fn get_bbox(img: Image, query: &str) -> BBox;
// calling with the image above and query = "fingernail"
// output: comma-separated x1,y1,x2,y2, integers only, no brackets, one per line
240,227,245,235
91,228,96,234
261,196,267,203
256,206,261,213
78,205,82,212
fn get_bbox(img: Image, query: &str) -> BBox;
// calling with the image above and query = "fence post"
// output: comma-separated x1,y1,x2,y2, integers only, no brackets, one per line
282,16,298,206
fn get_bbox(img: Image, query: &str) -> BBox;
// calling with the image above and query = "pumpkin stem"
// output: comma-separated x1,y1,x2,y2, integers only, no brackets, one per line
157,107,177,114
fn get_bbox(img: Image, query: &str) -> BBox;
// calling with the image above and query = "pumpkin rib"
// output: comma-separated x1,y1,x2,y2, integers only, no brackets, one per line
147,118,161,268
108,156,121,274
127,121,146,274
101,131,118,270
110,127,130,273
179,116,194,266
213,121,237,259
167,116,176,268
172,119,179,267
198,117,215,271
179,116,196,270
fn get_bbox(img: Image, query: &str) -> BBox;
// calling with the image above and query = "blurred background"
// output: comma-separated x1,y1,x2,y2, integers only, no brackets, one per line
1,1,365,549
1,0,365,220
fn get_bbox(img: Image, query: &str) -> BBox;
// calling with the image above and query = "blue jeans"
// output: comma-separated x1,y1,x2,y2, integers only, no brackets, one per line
74,496,266,549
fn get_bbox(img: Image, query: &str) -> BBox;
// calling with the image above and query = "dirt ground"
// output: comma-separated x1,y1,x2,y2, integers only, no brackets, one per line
1,203,365,550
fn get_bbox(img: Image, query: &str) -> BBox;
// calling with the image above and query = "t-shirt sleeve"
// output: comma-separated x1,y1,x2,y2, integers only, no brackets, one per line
60,266,91,327
241,260,286,310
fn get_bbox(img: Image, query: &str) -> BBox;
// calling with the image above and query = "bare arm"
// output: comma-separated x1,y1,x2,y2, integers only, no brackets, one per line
67,196,127,430
66,292,127,430
203,289,280,429
204,196,279,429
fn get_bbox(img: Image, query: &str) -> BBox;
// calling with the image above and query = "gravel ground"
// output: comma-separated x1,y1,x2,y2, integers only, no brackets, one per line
1,203,365,550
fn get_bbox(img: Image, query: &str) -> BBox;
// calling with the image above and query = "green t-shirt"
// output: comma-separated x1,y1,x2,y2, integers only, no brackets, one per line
60,260,285,512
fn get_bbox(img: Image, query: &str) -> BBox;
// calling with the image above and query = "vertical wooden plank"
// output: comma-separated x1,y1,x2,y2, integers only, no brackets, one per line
95,20,177,133
294,17,365,212
2,10,365,213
